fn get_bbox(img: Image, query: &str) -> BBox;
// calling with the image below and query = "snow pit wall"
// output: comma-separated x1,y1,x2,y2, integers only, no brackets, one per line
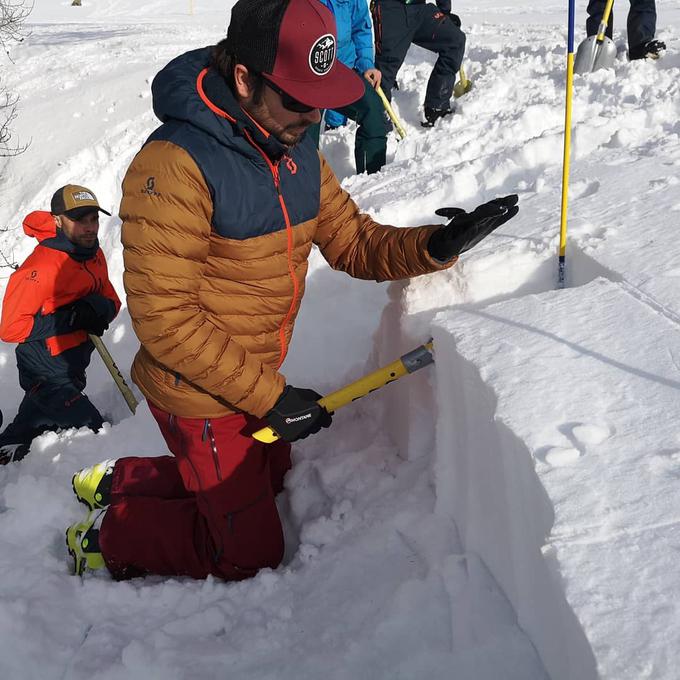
427,325,598,680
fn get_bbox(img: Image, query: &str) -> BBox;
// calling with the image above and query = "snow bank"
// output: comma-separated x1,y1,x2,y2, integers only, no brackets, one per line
428,277,680,679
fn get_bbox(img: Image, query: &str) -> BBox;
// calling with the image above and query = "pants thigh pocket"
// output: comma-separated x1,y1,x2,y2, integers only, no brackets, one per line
201,486,284,578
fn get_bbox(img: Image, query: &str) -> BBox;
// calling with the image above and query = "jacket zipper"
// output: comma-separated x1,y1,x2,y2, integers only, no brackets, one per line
194,71,300,369
82,260,102,294
204,419,223,481
243,130,300,369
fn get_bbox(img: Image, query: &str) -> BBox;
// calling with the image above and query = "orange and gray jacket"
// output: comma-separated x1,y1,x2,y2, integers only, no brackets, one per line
120,47,454,419
0,211,120,392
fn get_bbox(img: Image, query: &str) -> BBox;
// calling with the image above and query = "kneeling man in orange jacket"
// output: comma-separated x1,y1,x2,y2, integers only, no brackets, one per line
0,185,121,464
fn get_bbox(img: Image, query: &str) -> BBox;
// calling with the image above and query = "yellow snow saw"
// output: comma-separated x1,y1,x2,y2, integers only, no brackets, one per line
574,0,617,74
90,335,138,414
252,341,435,443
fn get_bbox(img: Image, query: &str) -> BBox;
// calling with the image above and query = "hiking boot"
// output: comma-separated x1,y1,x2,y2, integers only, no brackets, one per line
0,442,30,465
66,509,106,576
72,458,116,510
629,39,666,60
421,106,454,128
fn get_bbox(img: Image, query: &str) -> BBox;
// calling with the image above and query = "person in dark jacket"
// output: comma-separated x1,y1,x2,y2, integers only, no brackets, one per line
587,0,665,60
0,186,121,464
372,0,466,127
66,0,518,582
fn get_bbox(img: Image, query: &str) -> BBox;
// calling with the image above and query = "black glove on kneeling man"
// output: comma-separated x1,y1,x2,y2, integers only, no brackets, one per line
427,194,519,263
265,386,332,442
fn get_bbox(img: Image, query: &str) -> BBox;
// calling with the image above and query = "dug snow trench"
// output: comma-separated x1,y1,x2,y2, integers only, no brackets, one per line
356,242,607,680
369,246,680,680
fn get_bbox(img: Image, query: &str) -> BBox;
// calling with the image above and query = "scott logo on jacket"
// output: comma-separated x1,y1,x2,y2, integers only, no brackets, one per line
141,176,161,197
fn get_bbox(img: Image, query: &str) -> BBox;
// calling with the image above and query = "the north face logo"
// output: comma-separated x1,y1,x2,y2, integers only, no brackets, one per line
309,34,335,76
72,191,94,201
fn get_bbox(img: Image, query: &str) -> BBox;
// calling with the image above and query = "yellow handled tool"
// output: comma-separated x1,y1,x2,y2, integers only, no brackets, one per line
453,65,472,98
376,85,406,140
252,341,435,443
573,0,616,74
90,335,138,414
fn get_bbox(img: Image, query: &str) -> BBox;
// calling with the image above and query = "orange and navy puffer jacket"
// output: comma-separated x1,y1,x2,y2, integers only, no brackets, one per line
120,47,456,420
0,211,121,392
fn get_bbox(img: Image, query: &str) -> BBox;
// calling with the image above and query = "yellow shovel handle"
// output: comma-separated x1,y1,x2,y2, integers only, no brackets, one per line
376,85,406,140
597,0,615,42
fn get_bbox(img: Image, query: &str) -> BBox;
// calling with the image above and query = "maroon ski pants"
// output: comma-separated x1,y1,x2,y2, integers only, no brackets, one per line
99,403,291,580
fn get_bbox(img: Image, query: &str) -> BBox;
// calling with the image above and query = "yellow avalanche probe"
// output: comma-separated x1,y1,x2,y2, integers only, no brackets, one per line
252,341,435,443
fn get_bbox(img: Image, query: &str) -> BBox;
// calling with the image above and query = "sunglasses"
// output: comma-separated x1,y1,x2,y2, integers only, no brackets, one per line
261,76,316,114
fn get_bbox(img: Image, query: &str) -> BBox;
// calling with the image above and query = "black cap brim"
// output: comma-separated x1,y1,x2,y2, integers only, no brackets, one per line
61,206,112,220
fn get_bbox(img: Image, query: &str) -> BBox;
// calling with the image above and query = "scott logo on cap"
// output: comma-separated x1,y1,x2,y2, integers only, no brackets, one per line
309,34,336,76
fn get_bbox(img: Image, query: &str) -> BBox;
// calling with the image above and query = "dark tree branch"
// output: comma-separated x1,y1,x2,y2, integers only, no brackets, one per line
1,0,32,57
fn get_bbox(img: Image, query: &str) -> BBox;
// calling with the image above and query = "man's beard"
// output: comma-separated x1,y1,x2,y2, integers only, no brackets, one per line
244,100,311,148
276,124,310,147
75,235,98,248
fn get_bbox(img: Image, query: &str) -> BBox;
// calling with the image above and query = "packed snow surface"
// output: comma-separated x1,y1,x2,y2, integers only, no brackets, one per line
1,1,680,678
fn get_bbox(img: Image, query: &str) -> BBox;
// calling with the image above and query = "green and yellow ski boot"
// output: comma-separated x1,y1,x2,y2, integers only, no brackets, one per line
72,459,116,510
66,510,106,576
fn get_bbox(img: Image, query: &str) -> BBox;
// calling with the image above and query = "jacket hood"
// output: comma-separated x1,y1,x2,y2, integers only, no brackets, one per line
23,211,57,242
151,47,288,161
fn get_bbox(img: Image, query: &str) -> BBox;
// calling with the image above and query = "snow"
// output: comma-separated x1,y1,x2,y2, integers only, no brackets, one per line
1,0,679,678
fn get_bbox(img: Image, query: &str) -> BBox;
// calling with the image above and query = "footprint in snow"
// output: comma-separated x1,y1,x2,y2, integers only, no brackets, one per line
649,449,680,478
649,176,680,191
540,422,614,467
543,446,582,467
571,180,600,200
570,423,612,447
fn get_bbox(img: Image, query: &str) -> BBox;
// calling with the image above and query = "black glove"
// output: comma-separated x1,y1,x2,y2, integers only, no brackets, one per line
68,300,109,336
265,386,332,443
427,194,519,262
448,12,461,27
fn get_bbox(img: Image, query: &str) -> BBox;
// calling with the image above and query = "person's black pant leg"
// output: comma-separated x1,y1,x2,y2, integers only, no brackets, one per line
334,80,387,174
413,5,466,111
0,394,46,450
627,0,656,50
586,0,615,39
34,383,104,432
0,382,103,463
373,0,418,101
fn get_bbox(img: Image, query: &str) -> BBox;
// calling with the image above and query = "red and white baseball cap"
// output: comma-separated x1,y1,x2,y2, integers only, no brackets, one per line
224,0,364,110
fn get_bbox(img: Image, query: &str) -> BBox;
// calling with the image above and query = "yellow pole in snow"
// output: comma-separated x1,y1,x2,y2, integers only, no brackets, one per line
558,0,576,288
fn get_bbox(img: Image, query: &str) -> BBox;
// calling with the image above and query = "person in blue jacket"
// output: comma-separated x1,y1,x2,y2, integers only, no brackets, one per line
312,0,387,175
